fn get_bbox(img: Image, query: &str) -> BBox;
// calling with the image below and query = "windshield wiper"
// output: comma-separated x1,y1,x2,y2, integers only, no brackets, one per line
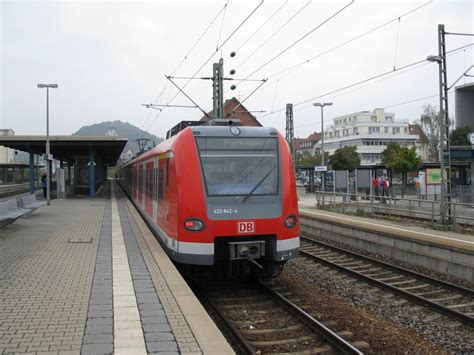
242,164,277,203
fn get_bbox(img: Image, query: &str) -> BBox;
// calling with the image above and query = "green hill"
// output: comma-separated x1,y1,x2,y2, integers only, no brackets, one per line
73,120,163,159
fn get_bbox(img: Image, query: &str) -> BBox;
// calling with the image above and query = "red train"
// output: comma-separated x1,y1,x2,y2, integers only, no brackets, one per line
117,120,299,276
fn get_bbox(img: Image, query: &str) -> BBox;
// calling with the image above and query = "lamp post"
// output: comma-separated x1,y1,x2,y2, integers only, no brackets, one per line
37,83,58,206
313,102,333,205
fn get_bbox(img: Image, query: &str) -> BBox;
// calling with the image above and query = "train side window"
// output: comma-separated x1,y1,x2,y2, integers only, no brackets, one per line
158,167,164,203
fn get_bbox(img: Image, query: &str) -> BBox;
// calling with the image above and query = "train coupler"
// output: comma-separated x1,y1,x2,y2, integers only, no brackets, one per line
228,240,265,261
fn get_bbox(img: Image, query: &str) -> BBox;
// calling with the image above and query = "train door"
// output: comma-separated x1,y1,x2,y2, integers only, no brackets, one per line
132,165,137,201
141,164,146,210
138,163,144,208
157,157,170,232
145,161,153,217
153,158,158,223
167,155,178,251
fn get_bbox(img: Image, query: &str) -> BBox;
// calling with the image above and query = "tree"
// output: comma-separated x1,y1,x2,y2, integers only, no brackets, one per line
419,104,454,162
420,105,441,162
295,151,328,166
450,126,471,146
330,146,360,171
382,142,420,188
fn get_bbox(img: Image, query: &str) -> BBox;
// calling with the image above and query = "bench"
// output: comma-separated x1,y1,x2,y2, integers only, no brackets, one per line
17,193,45,211
0,198,31,227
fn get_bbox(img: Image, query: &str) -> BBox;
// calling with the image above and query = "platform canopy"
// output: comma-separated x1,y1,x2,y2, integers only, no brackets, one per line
0,135,127,164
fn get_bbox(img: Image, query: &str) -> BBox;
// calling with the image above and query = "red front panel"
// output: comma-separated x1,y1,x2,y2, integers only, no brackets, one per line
174,129,299,245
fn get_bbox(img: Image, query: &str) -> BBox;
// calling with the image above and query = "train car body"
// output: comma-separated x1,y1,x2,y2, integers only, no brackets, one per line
118,123,299,276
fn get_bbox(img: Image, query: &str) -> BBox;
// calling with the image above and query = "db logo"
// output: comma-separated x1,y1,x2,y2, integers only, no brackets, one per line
238,221,255,234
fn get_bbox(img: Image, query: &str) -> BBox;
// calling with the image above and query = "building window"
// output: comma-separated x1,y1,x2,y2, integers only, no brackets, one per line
369,127,380,134
392,127,400,134
384,127,389,133
404,127,408,133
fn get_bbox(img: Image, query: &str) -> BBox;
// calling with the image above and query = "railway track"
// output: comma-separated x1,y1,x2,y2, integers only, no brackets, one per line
192,279,366,354
300,236,474,327
0,184,30,199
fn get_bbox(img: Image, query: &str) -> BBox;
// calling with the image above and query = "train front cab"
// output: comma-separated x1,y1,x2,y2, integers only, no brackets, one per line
175,126,299,276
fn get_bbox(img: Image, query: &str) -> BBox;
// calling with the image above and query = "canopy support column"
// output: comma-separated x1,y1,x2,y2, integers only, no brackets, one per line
29,152,35,194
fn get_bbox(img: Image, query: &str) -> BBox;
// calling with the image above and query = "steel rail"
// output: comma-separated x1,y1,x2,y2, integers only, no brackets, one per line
300,236,474,326
257,280,364,355
301,236,474,297
188,280,257,355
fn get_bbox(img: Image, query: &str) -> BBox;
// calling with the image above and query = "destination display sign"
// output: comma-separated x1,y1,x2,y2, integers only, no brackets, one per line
196,137,277,150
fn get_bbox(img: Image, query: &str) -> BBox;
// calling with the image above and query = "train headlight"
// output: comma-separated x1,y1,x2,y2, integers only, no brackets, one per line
284,215,297,228
184,218,205,232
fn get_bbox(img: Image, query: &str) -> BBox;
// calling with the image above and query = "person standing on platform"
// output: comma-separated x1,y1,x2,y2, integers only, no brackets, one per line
380,175,386,204
372,175,379,200
41,173,47,199
385,178,390,199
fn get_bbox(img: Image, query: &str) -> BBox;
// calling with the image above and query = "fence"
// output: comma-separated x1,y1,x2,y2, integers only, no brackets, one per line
313,190,474,226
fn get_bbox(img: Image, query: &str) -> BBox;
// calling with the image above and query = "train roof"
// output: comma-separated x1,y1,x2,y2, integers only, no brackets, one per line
191,125,279,137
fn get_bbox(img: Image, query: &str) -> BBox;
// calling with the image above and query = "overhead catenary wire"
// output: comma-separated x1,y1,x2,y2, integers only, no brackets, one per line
292,48,470,130
239,0,355,84
223,0,311,97
139,2,229,133
384,94,438,109
235,0,289,53
160,1,264,110
216,1,230,50
260,42,474,119
239,0,433,99
383,91,455,109
290,61,430,119
226,79,267,116
393,17,401,70
145,0,265,133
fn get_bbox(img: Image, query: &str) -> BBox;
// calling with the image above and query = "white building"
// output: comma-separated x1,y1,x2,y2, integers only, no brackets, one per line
0,129,15,163
314,108,420,165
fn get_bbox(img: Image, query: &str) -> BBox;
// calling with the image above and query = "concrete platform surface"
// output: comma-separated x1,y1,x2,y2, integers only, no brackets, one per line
0,181,234,355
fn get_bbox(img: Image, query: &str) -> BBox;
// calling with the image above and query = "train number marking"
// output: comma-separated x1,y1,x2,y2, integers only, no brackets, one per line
213,208,238,214
238,221,255,234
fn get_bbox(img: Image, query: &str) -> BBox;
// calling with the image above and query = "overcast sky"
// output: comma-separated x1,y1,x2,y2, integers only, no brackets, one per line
1,0,473,140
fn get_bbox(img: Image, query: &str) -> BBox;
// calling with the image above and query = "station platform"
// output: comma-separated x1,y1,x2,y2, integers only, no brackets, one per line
0,181,233,355
298,195,473,282
298,194,474,251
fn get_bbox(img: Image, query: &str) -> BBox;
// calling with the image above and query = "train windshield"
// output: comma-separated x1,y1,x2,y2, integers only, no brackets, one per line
195,137,278,197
